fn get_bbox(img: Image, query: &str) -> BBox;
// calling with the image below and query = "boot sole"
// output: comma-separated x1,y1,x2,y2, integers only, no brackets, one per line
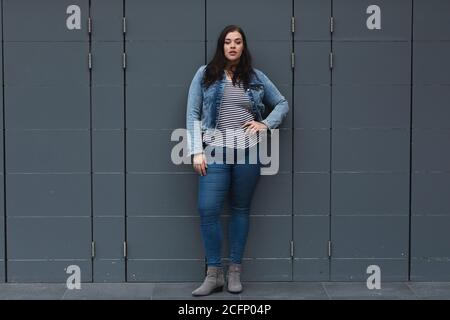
227,288,242,294
227,282,242,294
192,285,224,296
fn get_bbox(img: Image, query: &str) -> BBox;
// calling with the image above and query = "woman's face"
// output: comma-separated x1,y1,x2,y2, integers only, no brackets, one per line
223,31,244,65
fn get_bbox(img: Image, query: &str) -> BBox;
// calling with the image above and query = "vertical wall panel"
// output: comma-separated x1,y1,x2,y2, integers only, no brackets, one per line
125,0,205,281
293,0,331,281
330,0,411,281
4,0,92,282
411,0,450,280
207,0,293,281
0,0,4,282
91,0,126,283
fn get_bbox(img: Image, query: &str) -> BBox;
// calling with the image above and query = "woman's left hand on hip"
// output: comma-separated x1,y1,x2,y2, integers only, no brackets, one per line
242,120,268,135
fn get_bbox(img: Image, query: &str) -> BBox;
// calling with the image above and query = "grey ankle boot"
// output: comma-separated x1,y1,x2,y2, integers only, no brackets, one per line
192,266,225,296
227,263,243,293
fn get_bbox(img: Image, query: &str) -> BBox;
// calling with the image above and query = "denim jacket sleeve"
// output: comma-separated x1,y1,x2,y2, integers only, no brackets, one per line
257,71,289,130
186,65,206,156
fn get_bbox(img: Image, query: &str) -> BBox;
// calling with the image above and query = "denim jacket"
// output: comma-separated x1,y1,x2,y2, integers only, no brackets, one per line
186,64,289,156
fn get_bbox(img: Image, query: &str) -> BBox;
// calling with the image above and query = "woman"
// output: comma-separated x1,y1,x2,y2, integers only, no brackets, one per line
186,25,289,296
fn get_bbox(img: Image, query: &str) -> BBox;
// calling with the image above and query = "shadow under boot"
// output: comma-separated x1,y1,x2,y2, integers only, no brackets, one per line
192,266,225,296
227,263,243,294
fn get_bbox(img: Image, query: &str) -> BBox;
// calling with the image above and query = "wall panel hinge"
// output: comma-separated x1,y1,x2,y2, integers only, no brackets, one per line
123,241,127,258
88,17,92,34
330,16,334,33
328,240,332,258
123,52,127,69
291,52,295,69
329,52,333,69
91,241,95,258
290,240,294,257
123,17,126,34
291,16,295,34
88,52,92,70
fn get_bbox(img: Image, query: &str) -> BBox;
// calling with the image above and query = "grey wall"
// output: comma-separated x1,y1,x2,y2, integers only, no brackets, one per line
0,0,448,283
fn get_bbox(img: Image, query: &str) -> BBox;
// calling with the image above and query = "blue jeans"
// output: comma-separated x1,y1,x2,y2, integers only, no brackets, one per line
197,143,262,267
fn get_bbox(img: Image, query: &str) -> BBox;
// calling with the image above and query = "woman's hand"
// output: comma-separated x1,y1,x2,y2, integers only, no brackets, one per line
242,120,268,135
193,152,208,176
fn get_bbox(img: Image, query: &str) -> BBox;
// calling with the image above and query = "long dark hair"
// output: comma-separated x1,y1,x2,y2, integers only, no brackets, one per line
202,25,255,90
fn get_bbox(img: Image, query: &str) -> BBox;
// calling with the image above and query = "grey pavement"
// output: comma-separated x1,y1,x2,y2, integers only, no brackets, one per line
0,282,449,300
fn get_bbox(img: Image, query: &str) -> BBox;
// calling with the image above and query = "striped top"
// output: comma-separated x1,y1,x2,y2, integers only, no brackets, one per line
203,78,262,149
